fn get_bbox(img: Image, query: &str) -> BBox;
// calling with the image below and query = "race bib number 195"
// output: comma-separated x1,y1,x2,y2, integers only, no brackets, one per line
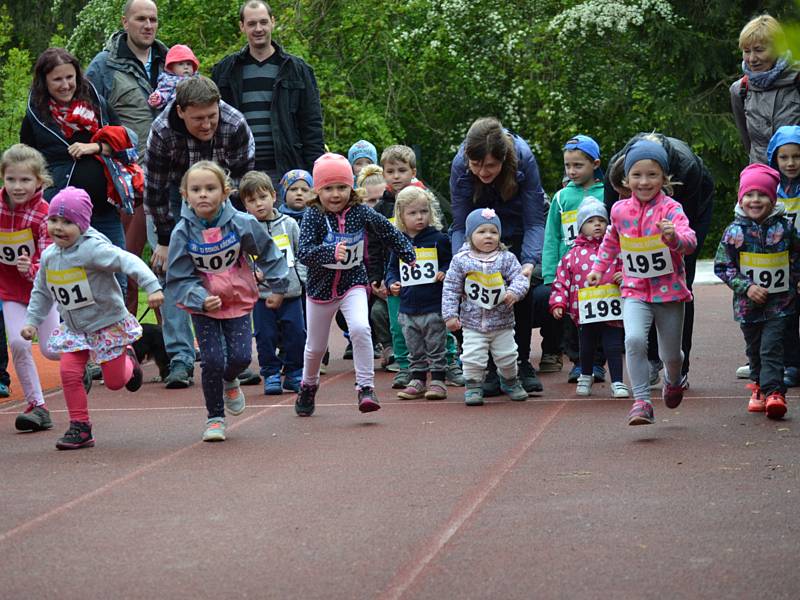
620,234,673,279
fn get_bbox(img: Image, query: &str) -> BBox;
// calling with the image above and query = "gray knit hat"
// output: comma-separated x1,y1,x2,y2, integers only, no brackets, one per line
466,207,502,241
576,197,608,233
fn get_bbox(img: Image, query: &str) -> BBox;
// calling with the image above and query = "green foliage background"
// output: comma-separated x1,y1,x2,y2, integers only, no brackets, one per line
2,0,800,257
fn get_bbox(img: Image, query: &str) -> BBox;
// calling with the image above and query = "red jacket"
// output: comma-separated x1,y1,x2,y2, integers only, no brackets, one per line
0,187,51,303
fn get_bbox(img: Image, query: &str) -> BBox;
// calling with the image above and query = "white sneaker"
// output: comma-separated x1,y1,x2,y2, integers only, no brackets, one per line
611,381,630,398
576,374,593,396
736,364,750,379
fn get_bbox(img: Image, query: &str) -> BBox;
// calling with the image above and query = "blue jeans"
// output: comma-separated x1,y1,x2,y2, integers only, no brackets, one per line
91,211,127,297
253,296,305,378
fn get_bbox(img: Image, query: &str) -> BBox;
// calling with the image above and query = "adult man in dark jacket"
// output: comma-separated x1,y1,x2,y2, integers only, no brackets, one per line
211,0,324,185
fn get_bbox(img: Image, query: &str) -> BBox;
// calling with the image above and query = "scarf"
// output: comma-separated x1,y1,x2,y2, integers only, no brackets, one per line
742,51,793,89
48,98,100,139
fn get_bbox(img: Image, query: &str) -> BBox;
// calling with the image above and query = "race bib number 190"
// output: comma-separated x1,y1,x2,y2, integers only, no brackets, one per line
741,251,789,293
620,235,673,279
0,229,34,266
46,267,95,309
578,285,622,324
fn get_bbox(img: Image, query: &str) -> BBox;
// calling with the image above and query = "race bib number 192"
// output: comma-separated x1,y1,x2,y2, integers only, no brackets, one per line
741,251,789,293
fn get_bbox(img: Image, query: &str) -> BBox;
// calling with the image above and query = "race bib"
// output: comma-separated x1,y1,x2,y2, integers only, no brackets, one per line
323,231,364,270
400,248,438,286
782,198,800,231
0,229,35,266
620,235,673,279
46,267,95,309
578,284,622,324
561,210,578,247
187,232,241,274
273,233,295,268
464,271,506,309
741,251,789,293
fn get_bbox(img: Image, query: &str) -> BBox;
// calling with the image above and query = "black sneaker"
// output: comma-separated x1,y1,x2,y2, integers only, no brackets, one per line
56,421,95,450
87,362,102,381
482,369,501,397
238,368,261,386
15,405,54,431
518,361,543,394
357,386,381,413
125,345,143,392
164,364,193,389
82,364,93,394
295,382,318,416
343,342,354,360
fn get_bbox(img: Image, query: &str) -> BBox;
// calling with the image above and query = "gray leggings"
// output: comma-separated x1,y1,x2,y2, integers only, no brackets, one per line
623,299,685,401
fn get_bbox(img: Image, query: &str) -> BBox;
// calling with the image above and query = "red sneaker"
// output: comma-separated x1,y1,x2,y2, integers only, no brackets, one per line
746,383,765,413
765,392,787,420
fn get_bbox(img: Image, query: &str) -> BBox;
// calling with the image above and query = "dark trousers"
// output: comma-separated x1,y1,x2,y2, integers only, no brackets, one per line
0,307,9,386
531,282,562,357
253,296,305,378
783,297,800,369
741,316,787,396
579,324,624,382
192,313,252,419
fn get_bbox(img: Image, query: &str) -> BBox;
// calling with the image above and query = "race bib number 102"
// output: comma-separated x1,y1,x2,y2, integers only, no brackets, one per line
188,232,241,274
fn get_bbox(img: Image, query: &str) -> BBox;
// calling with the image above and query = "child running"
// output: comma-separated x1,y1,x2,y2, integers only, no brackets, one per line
549,198,628,398
240,170,306,396
295,152,415,416
587,141,697,425
442,208,530,406
167,161,288,442
386,187,452,400
23,187,163,449
0,144,61,431
714,164,800,419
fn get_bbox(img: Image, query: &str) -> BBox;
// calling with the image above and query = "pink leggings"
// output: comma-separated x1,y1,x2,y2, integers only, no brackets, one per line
304,286,373,388
61,350,132,423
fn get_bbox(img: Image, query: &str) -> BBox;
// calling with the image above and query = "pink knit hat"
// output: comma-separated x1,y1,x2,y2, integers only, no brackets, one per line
312,153,354,191
738,163,780,204
165,44,199,72
48,186,93,232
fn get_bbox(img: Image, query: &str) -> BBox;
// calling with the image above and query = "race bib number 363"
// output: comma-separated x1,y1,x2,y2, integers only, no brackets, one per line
464,271,506,309
188,232,241,274
620,234,673,279
0,229,34,266
46,267,95,309
741,251,789,293
400,248,438,286
578,285,622,324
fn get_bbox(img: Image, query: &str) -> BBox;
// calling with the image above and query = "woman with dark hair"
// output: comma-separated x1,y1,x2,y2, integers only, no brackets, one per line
450,117,547,395
20,47,126,264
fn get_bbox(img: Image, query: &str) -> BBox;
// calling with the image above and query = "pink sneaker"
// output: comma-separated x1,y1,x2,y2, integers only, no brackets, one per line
663,382,684,409
424,380,447,400
397,379,426,400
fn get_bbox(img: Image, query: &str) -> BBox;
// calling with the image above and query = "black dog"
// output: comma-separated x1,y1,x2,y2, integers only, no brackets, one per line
132,323,170,382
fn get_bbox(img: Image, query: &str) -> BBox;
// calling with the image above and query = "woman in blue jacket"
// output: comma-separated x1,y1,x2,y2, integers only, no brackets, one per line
449,117,547,394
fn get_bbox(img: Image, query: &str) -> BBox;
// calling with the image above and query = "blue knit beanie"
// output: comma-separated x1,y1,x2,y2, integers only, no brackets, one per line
623,140,669,176
465,207,502,242
347,140,378,166
278,169,313,204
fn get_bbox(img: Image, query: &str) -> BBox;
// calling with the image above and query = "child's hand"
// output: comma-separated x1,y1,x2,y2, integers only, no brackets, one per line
254,268,264,282
503,291,518,306
435,271,446,282
746,284,769,305
15,251,31,275
371,281,388,299
446,317,461,332
20,325,36,341
203,295,222,312
613,271,623,285
552,307,563,319
147,92,161,107
657,219,676,242
389,282,401,296
586,271,601,286
266,293,284,309
147,290,164,308
335,242,346,262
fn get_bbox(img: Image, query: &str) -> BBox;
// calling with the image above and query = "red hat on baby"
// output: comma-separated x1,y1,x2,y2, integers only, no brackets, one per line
738,163,780,204
312,153,353,191
48,186,93,233
165,44,199,72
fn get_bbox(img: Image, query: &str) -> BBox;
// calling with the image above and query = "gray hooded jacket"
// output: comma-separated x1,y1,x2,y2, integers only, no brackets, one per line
256,211,306,299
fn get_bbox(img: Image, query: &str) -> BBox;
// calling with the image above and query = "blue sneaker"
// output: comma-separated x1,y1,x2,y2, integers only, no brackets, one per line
593,365,606,383
263,374,283,395
567,365,581,384
283,369,302,393
0,382,9,398
784,366,799,388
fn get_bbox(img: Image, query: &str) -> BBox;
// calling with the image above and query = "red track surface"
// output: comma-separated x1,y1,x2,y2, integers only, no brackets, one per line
1,283,798,599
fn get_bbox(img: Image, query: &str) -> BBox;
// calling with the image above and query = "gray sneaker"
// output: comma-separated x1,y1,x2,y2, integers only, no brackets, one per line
392,369,412,389
445,362,465,387
499,376,529,401
464,380,485,406
223,379,246,416
165,363,193,389
15,405,54,431
538,353,563,373
202,417,226,442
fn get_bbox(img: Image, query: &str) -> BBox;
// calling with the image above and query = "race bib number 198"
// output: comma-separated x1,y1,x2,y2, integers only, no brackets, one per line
620,234,673,279
578,285,622,324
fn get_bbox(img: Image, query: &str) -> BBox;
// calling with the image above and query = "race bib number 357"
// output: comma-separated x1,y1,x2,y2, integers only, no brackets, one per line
464,271,506,309
46,267,95,309
578,285,622,324
620,234,673,279
741,251,789,293
0,229,34,266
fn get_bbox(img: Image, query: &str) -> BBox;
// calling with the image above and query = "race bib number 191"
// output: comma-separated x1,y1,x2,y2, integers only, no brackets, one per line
578,285,622,324
0,229,34,266
46,267,95,309
620,234,673,279
741,251,789,293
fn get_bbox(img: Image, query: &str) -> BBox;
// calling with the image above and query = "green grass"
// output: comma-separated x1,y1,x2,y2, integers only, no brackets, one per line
136,289,159,325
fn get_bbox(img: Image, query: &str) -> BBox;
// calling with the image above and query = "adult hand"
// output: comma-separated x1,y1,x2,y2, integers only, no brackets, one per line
503,291,518,306
371,281,388,299
67,142,100,159
521,263,534,278
446,317,462,332
552,307,563,319
147,290,164,308
586,271,601,286
151,244,169,275
203,295,222,312
746,284,768,305
20,325,36,341
266,293,284,309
